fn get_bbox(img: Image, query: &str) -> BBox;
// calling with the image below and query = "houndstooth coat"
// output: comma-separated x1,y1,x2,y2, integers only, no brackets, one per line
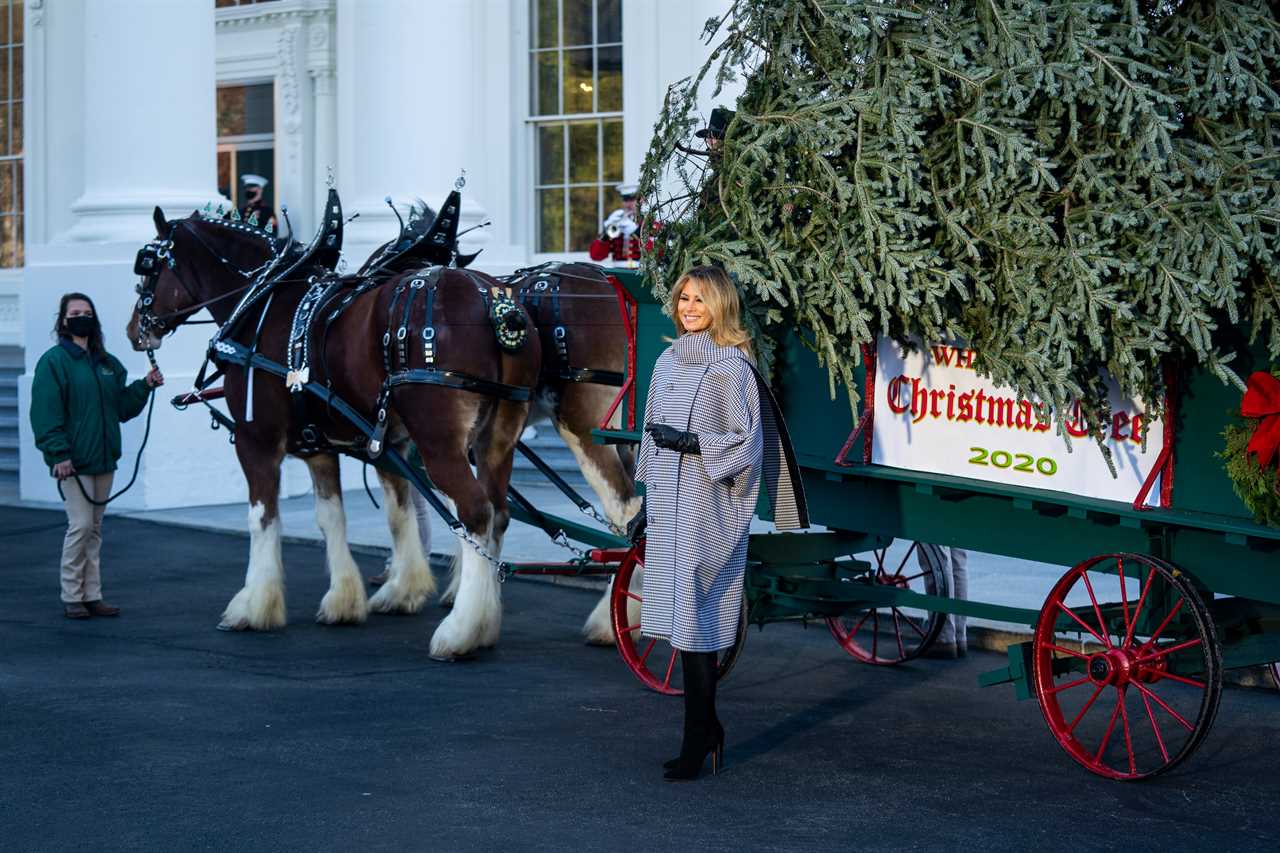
635,331,808,652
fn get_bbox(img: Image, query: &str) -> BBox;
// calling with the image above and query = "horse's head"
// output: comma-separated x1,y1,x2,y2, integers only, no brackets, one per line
127,206,281,351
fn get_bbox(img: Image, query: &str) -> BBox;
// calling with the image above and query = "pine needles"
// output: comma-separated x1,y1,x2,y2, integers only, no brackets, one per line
638,0,1280,439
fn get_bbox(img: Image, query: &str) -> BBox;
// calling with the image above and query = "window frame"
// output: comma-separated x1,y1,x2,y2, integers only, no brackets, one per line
526,0,623,261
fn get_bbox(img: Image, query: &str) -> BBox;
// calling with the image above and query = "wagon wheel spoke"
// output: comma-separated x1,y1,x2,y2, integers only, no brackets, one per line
1134,598,1185,657
1093,694,1125,764
871,610,880,660
846,610,873,641
1046,643,1089,660
891,610,906,659
623,590,642,603
1138,668,1204,690
637,638,658,667
1130,681,1196,732
1124,567,1158,648
897,571,929,584
1117,688,1137,776
661,650,678,692
1055,600,1109,648
1046,675,1092,696
1140,687,1171,764
1067,682,1108,734
617,623,641,635
896,542,919,575
1078,569,1113,649
1133,637,1202,666
896,608,928,640
1117,557,1131,646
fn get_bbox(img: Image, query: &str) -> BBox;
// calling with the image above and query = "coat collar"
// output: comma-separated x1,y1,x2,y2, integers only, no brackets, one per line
672,330,745,366
58,336,104,363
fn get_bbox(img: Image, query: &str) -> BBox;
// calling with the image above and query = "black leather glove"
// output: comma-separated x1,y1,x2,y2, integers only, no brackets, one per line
646,423,701,455
625,497,647,543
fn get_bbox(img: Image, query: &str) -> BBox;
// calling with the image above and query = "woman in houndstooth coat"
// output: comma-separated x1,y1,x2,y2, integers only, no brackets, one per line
635,266,808,781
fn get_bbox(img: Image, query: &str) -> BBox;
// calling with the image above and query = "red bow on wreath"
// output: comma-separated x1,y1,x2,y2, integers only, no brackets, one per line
1242,371,1280,471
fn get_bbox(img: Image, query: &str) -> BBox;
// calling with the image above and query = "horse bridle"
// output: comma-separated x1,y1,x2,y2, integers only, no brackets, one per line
132,221,277,347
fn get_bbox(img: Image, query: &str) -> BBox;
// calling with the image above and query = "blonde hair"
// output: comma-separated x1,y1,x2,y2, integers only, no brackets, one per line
669,265,753,358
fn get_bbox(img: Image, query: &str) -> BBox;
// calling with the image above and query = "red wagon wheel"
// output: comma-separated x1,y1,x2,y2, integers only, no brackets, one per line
825,542,948,665
609,541,747,696
1031,554,1222,780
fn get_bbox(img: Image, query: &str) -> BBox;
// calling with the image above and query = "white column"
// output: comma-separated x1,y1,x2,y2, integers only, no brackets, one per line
64,0,218,243
336,0,487,256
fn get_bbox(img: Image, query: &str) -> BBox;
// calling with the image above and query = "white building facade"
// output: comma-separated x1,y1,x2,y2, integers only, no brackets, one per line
12,0,729,508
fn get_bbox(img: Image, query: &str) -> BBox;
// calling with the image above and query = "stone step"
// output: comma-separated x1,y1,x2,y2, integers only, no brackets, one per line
0,346,22,370
0,446,17,473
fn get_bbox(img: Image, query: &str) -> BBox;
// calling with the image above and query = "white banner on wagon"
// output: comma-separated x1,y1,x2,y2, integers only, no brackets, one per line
871,337,1164,506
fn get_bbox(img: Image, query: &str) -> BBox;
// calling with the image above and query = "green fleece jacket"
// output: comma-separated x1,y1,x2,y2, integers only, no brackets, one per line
29,339,152,475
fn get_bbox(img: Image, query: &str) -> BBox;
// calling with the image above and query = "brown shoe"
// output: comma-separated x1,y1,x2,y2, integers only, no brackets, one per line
84,600,121,617
64,602,91,619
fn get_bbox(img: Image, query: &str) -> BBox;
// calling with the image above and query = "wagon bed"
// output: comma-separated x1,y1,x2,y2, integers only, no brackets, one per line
587,269,1280,781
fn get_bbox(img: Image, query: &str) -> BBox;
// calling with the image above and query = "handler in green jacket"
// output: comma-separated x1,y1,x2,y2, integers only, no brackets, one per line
29,293,164,619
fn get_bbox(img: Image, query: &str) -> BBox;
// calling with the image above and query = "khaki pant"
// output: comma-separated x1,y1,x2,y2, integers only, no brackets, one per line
60,472,114,603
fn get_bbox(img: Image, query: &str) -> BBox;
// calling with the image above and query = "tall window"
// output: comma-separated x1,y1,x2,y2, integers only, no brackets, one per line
216,83,274,214
530,0,622,254
0,0,22,268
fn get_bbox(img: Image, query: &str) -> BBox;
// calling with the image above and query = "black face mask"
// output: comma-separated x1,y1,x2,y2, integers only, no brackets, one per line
64,315,98,338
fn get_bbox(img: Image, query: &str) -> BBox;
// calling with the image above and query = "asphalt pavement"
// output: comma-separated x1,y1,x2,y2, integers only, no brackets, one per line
2,506,1278,853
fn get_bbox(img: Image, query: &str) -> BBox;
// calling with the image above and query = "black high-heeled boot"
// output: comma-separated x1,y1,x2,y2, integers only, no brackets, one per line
664,651,724,781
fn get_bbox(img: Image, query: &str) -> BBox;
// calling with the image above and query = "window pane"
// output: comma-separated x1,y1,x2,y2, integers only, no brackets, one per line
0,103,8,157
0,47,8,105
15,156,22,216
538,123,564,185
597,45,621,112
0,161,10,214
0,216,17,268
217,83,273,137
532,50,559,115
597,0,621,43
563,0,592,47
10,0,18,43
602,119,623,182
568,121,597,184
535,0,558,49
0,4,9,45
602,186,622,219
568,186,599,251
538,187,565,252
563,48,593,114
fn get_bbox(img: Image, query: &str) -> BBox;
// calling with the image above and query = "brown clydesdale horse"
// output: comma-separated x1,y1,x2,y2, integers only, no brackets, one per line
128,205,540,660
363,208,641,644
503,262,641,644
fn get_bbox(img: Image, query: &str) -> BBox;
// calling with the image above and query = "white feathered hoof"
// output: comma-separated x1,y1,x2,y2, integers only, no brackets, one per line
581,593,616,646
368,563,434,614
429,611,487,661
438,554,462,608
218,583,286,632
315,574,369,625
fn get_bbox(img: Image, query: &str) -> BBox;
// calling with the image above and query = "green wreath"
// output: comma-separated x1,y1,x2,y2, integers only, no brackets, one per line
1220,368,1280,529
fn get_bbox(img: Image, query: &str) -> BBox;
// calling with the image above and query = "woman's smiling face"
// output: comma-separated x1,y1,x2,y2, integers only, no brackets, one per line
677,279,712,334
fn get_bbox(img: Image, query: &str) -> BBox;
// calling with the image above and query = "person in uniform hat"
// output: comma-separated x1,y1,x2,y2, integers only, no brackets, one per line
588,183,643,267
238,173,277,234
634,265,808,780
696,107,735,152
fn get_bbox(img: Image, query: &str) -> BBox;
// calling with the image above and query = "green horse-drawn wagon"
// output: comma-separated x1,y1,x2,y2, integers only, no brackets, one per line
563,269,1279,782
